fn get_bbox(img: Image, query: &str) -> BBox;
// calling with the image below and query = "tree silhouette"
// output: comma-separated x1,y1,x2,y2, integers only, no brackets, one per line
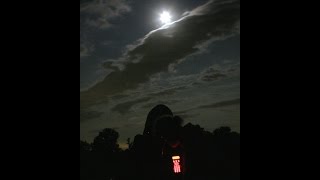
213,126,232,136
80,140,91,152
80,106,240,180
92,128,120,153
126,138,133,150
80,125,240,180
80,140,92,180
78,128,122,180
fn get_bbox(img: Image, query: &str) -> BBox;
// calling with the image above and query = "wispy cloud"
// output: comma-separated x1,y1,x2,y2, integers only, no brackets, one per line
81,0,240,110
80,0,131,58
80,0,240,145
111,97,152,115
174,98,240,115
198,98,240,109
80,0,131,29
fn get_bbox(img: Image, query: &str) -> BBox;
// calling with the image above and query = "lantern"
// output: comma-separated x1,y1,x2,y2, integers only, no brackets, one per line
172,156,181,173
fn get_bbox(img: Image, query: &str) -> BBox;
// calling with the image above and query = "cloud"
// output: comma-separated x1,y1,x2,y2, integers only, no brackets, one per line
148,86,187,97
108,86,188,116
140,99,181,110
195,60,240,83
80,0,131,58
199,65,227,82
198,98,240,109
179,113,201,120
111,94,130,100
111,97,152,115
174,98,240,115
80,110,104,122
80,42,94,58
81,0,240,118
201,70,227,82
80,0,131,29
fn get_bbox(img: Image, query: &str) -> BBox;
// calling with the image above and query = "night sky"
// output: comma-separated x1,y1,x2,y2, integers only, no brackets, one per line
80,0,240,149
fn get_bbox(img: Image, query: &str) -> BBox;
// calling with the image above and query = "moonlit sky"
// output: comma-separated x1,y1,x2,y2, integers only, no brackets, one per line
80,0,240,148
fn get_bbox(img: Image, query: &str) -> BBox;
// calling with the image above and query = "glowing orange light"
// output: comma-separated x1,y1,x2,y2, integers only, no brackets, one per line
172,156,181,173
172,156,180,160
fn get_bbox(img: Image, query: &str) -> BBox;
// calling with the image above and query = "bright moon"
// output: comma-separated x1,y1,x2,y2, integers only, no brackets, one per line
160,11,172,24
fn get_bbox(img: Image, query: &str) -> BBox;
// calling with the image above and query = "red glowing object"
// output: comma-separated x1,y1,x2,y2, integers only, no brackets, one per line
172,156,181,173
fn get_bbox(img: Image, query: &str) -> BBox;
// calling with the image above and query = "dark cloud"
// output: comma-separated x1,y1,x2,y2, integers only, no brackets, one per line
201,67,227,82
148,86,187,97
201,73,227,81
111,97,152,115
197,59,240,83
179,113,201,120
174,98,240,115
123,123,138,128
80,0,240,111
198,98,240,109
80,42,94,58
111,94,130,100
80,110,104,122
201,72,227,81
80,0,131,29
80,0,131,57
141,99,181,109
174,109,189,115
